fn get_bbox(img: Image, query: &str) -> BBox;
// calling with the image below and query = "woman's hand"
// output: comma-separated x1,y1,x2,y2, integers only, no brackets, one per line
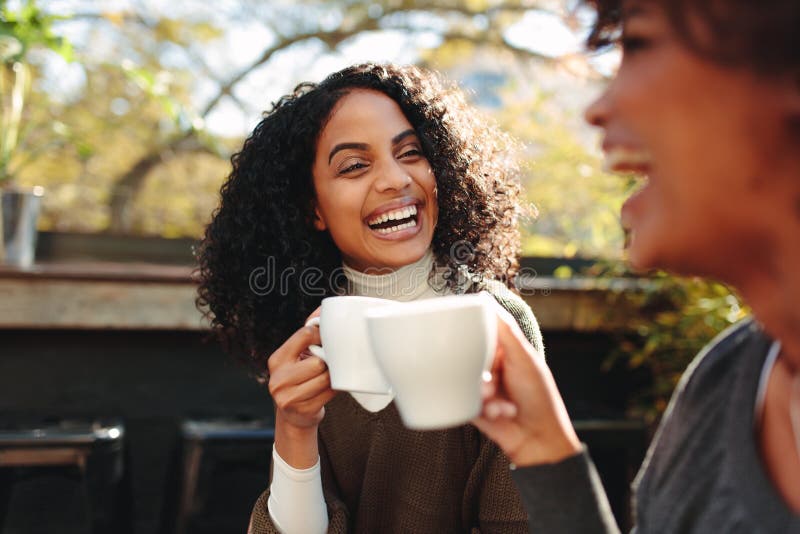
268,308,337,468
472,307,581,467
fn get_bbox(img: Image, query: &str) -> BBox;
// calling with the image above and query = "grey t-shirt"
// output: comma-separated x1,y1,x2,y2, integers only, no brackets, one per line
511,319,800,533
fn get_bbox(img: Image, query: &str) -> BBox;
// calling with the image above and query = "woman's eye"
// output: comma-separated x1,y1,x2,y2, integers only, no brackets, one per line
399,148,422,159
620,35,649,55
339,161,368,175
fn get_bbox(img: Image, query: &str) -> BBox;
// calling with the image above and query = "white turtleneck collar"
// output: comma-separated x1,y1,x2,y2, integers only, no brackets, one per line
342,248,444,301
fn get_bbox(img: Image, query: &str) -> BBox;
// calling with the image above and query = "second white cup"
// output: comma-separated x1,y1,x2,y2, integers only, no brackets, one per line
364,293,498,430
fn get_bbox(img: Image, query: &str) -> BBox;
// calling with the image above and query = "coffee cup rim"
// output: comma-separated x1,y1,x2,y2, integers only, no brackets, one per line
363,293,491,319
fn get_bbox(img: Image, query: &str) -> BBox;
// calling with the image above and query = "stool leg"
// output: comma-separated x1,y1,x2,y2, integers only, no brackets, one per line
85,448,129,534
0,468,13,529
176,443,203,534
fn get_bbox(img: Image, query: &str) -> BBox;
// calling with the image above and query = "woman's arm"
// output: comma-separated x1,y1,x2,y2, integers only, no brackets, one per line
249,417,352,534
247,319,339,533
267,445,328,533
473,306,620,534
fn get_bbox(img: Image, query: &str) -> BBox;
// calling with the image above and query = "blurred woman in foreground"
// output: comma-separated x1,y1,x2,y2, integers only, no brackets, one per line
475,0,800,531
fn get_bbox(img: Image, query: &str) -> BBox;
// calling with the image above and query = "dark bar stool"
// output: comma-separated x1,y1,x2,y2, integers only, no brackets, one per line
173,418,274,534
0,418,130,534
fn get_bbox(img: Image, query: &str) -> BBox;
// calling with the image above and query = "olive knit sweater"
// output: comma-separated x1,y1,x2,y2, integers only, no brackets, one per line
248,281,543,533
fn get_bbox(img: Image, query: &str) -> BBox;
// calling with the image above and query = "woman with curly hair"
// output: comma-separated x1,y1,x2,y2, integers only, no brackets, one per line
475,0,800,532
197,63,543,533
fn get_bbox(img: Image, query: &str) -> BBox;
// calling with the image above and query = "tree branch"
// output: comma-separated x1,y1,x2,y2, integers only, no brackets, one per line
103,0,574,233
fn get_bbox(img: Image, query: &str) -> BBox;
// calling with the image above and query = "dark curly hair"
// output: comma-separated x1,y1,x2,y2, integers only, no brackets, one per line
586,0,800,76
197,63,524,375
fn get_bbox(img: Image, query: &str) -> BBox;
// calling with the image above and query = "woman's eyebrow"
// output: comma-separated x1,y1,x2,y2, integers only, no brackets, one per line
328,142,368,164
392,129,417,146
622,2,649,23
327,129,418,164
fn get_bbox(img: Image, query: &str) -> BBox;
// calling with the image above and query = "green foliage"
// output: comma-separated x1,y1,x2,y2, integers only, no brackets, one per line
591,263,749,424
0,0,72,62
457,73,629,259
15,0,614,240
152,18,223,44
12,7,225,230
0,0,72,184
127,152,229,238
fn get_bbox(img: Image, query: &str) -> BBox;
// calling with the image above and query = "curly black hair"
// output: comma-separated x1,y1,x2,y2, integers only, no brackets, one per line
586,0,800,76
197,63,524,375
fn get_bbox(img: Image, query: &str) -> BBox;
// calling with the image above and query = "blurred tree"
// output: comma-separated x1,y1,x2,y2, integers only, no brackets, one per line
421,45,627,258
497,94,627,258
1,0,72,185
17,0,619,245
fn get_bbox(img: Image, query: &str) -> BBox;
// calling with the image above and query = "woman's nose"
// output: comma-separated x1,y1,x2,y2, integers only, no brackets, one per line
374,159,412,192
584,86,611,128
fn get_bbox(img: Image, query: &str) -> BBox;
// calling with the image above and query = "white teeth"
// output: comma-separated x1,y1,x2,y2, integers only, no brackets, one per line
376,219,417,234
367,204,418,226
604,147,652,174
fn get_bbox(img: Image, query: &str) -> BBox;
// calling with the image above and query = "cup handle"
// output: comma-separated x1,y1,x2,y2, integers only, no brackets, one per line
304,316,325,360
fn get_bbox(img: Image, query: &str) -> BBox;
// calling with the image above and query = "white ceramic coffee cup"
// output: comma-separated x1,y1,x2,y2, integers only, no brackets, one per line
305,296,393,395
364,293,497,430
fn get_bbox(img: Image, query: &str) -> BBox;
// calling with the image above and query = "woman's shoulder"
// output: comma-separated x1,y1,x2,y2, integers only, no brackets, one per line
478,278,544,355
671,317,764,403
632,318,768,515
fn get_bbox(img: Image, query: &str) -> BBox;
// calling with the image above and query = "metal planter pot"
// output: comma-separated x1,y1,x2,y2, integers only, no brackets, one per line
1,186,44,268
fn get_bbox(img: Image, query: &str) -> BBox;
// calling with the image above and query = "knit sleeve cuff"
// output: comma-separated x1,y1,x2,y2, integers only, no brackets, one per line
510,446,621,534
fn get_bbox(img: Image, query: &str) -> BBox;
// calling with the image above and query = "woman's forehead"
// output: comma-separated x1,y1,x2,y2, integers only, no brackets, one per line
318,90,412,144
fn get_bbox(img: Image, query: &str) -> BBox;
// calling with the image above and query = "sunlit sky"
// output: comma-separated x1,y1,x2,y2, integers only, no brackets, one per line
34,0,618,137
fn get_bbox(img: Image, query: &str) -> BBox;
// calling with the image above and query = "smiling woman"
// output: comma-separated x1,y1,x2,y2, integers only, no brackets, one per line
196,64,544,533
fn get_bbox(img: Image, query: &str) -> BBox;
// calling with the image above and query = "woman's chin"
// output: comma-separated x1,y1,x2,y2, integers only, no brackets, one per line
378,242,431,269
344,236,432,272
624,231,660,273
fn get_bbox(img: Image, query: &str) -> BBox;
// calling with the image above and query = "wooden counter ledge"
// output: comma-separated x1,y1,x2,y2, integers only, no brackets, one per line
0,262,639,332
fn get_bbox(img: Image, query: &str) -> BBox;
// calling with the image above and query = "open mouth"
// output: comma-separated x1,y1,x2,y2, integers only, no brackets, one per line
366,204,419,235
603,147,652,176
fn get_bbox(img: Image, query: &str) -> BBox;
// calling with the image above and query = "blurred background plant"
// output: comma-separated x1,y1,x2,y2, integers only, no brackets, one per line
0,0,72,186
582,260,750,424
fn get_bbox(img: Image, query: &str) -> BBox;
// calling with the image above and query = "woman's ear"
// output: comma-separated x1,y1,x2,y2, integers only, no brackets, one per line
313,204,327,231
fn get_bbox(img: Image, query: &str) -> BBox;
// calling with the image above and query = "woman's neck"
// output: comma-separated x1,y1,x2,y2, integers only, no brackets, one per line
342,249,440,301
735,226,800,371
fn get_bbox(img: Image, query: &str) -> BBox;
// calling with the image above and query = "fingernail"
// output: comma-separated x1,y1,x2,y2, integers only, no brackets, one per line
501,403,518,418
